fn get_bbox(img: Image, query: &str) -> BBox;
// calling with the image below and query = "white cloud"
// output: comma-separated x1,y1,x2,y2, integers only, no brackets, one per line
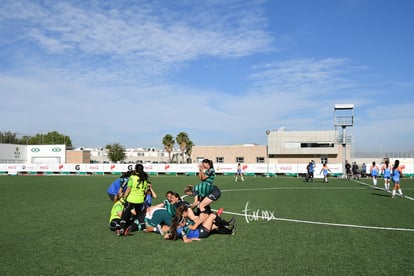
0,0,273,82
1,1,413,153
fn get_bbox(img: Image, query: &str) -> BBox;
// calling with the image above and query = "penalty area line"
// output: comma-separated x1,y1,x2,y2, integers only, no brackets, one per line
215,209,414,232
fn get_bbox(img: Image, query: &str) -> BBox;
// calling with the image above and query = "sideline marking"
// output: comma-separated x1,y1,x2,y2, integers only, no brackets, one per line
214,182,414,232
217,209,414,232
222,184,414,200
353,179,414,201
222,187,367,192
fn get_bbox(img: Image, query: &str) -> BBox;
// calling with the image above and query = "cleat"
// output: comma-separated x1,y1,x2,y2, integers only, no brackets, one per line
217,208,224,216
228,216,236,226
124,226,132,236
225,223,234,231
231,223,236,235
118,228,125,236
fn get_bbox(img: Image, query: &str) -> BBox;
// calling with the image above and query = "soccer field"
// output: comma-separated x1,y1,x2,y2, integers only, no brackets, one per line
0,175,413,275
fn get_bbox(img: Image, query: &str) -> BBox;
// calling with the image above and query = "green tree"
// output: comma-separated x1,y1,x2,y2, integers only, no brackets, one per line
185,139,194,163
162,134,175,162
176,132,189,164
1,130,73,148
106,143,126,163
0,131,19,144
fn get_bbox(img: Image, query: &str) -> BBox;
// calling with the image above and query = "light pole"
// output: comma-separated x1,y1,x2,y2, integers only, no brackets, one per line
334,104,354,178
266,130,270,176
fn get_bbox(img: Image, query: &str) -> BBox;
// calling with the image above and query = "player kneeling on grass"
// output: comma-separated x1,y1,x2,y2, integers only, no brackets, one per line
109,198,125,232
164,205,235,243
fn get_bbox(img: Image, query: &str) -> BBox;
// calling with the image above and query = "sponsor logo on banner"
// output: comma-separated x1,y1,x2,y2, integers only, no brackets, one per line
52,147,62,152
31,148,40,152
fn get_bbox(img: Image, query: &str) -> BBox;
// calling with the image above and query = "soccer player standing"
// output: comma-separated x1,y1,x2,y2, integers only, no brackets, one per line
391,160,404,198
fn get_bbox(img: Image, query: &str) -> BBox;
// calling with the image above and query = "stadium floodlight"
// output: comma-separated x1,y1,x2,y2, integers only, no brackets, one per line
334,104,354,178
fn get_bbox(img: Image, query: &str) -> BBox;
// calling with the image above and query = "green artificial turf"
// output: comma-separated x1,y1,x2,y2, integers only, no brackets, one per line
0,175,413,275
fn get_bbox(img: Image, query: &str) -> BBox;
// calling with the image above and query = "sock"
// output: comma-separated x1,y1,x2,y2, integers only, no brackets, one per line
214,216,230,227
398,189,403,195
214,226,233,234
392,190,396,196
373,179,377,186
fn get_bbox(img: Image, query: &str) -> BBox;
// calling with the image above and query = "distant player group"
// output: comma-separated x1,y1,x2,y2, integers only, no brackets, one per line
305,159,405,198
107,159,236,242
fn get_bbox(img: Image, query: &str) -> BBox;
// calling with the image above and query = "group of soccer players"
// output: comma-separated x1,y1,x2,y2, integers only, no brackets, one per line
370,159,404,198
107,159,236,242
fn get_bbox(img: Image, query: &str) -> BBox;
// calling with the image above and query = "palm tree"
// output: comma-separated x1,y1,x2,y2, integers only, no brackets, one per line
185,139,194,163
176,132,189,163
162,134,175,162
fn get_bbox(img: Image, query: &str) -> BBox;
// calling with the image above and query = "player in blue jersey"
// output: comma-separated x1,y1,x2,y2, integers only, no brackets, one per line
381,160,392,192
320,162,331,183
106,171,133,202
305,160,315,182
370,161,379,187
142,181,157,211
391,160,404,198
235,163,245,182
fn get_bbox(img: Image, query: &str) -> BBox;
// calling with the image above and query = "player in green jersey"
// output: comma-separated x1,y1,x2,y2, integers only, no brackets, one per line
109,198,125,232
184,159,221,218
118,164,149,236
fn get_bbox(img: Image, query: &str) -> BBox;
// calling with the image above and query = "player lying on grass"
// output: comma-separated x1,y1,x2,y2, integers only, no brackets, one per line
164,205,235,243
115,191,198,236
143,206,172,235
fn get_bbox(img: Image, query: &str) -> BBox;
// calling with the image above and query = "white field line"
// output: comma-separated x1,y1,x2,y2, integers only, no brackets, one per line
216,209,414,232
352,179,414,201
211,183,414,232
221,187,367,192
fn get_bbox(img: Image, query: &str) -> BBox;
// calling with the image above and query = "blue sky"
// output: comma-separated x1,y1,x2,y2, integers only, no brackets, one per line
1,0,413,153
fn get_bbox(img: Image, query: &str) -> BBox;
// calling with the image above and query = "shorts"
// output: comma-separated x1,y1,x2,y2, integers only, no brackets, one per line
207,185,221,201
109,219,121,231
198,226,210,238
